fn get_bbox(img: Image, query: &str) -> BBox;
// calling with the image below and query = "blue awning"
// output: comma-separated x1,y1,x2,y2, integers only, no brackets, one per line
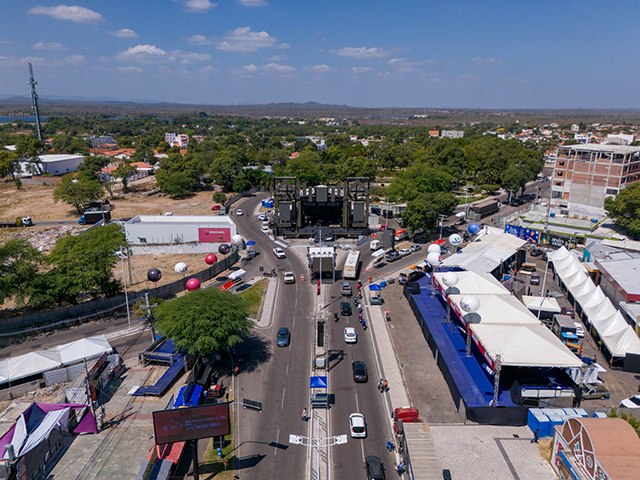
310,376,328,388
368,284,382,291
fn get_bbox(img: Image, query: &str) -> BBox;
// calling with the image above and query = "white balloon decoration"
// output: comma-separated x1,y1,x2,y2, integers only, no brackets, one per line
442,272,459,287
174,262,188,274
448,234,463,246
427,243,441,254
460,295,480,313
426,251,440,266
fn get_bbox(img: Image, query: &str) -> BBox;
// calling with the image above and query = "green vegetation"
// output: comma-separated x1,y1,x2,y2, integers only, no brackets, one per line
154,288,252,356
604,182,640,240
53,172,105,213
239,279,268,318
0,239,44,306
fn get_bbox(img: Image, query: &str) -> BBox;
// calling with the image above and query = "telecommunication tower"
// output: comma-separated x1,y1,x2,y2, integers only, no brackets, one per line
28,62,43,142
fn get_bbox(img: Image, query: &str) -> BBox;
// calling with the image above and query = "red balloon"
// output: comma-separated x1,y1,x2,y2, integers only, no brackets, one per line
186,278,201,291
205,253,218,265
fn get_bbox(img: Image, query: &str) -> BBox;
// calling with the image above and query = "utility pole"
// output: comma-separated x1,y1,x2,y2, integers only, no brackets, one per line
28,63,43,143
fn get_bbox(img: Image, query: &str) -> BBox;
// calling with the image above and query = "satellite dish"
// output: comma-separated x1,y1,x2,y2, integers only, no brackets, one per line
442,272,459,287
427,244,441,254
448,234,462,246
231,234,243,246
460,295,480,313
426,251,440,266
174,262,188,274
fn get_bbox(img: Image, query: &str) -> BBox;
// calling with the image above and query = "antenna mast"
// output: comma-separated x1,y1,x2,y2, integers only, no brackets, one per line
28,62,43,142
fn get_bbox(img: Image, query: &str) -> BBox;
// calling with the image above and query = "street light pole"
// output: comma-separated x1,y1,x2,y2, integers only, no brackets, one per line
121,254,131,327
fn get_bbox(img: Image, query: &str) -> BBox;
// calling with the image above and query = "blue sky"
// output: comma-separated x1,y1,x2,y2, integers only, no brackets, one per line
1,1,639,108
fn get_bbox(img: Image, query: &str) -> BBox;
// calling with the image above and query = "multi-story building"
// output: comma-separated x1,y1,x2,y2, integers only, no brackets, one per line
164,133,189,147
551,144,640,216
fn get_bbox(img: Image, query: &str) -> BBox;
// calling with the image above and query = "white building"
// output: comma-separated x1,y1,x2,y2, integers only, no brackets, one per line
164,133,189,147
18,154,85,177
440,130,464,139
124,215,237,245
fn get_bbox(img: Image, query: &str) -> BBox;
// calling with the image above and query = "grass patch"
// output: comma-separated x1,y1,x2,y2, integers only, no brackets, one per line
239,279,268,317
202,405,236,478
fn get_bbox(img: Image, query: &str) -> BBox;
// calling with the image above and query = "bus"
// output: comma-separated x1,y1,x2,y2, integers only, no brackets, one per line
343,250,361,280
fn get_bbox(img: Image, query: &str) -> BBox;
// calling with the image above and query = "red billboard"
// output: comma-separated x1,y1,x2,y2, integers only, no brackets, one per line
153,403,230,445
198,227,231,243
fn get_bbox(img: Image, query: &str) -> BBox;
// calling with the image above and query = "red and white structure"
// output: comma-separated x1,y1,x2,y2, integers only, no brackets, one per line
124,215,236,246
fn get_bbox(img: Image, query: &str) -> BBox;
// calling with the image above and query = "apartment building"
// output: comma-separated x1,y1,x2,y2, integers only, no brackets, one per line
164,132,189,147
551,144,640,216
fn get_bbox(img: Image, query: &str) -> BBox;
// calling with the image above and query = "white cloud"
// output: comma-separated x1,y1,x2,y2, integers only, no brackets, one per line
110,28,138,38
242,64,258,72
387,57,432,73
238,62,294,76
263,62,295,73
184,0,217,12
217,26,277,52
351,66,373,73
174,51,212,64
65,54,85,65
116,44,167,61
331,47,389,58
187,34,214,45
201,66,219,75
33,41,66,51
265,54,287,62
238,0,267,6
117,65,143,73
309,64,331,73
28,5,103,23
471,57,499,65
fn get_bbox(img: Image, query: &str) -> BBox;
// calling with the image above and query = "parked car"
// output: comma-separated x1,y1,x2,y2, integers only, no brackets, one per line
365,456,385,480
398,248,412,257
352,361,368,383
580,384,610,400
276,327,291,347
620,394,640,408
273,247,286,259
341,302,353,316
236,209,243,216
410,244,422,252
283,272,295,284
258,213,268,221
344,327,357,344
530,248,544,257
561,307,575,318
261,225,270,234
341,282,352,296
370,295,384,305
530,274,541,285
349,413,367,438
574,322,585,338
385,251,401,262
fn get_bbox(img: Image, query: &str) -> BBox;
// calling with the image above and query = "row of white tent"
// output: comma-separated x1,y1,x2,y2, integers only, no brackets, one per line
547,247,640,357
434,271,583,369
0,335,112,386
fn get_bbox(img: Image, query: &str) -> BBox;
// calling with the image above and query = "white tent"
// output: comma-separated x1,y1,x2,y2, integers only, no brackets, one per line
0,335,112,387
433,271,509,296
548,247,640,357
521,296,561,314
449,294,540,326
471,323,583,368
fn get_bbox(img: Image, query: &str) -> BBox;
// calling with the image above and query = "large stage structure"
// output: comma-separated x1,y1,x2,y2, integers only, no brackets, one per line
273,177,369,238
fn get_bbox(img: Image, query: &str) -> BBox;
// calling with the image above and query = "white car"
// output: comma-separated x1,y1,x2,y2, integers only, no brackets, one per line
283,272,295,284
258,214,268,221
261,225,270,234
574,322,585,338
273,247,286,259
236,209,243,216
344,327,357,344
349,413,367,438
398,248,412,257
620,394,640,409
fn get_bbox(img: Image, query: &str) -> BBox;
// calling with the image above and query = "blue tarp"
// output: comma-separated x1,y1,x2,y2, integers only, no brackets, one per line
368,284,382,291
310,376,328,388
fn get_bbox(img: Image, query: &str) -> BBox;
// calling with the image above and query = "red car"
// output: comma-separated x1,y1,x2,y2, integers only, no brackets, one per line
561,307,575,318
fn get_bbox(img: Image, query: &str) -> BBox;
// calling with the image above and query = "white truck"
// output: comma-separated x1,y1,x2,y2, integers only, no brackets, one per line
343,250,361,280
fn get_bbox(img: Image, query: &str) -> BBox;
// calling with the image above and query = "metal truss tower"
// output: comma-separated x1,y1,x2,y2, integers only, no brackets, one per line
28,63,43,142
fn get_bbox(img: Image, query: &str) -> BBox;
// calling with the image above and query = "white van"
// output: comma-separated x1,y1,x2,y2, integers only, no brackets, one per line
370,239,382,251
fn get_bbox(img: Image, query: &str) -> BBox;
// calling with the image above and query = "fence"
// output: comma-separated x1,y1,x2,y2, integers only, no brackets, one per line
224,187,261,212
0,251,239,341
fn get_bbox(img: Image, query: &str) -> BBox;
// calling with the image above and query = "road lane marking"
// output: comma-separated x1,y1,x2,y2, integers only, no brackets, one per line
274,429,280,456
281,387,287,410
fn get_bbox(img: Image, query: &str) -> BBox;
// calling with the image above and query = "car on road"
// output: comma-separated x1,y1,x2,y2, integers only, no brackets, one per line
580,384,610,400
619,394,640,408
344,327,357,344
258,213,267,220
561,307,575,318
530,274,541,285
365,455,385,480
398,248,412,257
385,251,401,262
530,248,544,257
410,244,422,252
261,225,270,234
276,327,290,347
273,247,286,259
370,295,384,305
283,272,295,284
236,209,243,216
341,282,352,296
349,413,367,438
351,360,368,383
574,322,585,338
340,302,352,316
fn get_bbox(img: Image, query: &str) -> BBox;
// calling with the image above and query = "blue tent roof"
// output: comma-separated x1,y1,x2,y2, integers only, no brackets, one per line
309,376,328,388
246,240,256,246
368,284,382,291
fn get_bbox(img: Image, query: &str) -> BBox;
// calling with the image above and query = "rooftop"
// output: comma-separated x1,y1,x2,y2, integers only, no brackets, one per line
37,154,84,162
127,215,233,224
559,144,640,154
596,257,640,295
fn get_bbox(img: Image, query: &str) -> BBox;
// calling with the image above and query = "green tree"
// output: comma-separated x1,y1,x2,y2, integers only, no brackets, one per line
46,223,126,304
209,148,244,191
0,150,23,188
0,239,44,306
604,182,640,240
154,288,252,356
53,172,104,214
112,163,137,192
401,192,457,232
388,164,453,202
278,151,327,186
212,191,227,204
156,170,196,198
501,166,528,197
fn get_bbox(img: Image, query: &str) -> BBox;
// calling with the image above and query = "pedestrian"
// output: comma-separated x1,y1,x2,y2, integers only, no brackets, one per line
592,354,597,364
397,462,405,475
531,429,539,443
301,408,307,421
378,379,384,393
386,441,395,452
368,275,373,283
383,379,389,392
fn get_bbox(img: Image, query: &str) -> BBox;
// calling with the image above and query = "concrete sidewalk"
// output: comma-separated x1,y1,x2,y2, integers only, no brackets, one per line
248,276,278,328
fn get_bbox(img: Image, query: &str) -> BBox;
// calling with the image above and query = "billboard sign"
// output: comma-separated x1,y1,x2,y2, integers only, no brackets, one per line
153,403,230,445
505,224,539,244
198,227,231,243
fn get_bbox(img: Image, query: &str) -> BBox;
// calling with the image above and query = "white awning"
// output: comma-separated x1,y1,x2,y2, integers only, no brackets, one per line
228,269,247,280
433,271,509,296
521,296,561,314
